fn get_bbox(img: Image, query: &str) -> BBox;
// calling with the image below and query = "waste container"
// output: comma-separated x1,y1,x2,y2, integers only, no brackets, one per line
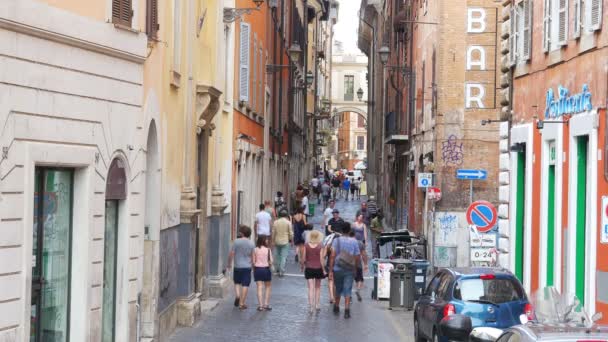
412,259,430,299
388,260,414,310
372,259,393,300
308,203,315,215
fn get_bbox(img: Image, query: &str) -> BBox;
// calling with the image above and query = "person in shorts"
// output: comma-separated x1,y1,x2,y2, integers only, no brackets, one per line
228,225,255,310
349,230,368,302
253,236,273,311
321,180,332,208
301,230,326,313
328,223,361,319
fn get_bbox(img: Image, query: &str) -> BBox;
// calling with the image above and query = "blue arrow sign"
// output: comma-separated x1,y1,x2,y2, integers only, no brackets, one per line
456,169,487,180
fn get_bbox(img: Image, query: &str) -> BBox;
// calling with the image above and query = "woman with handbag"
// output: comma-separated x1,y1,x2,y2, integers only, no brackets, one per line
300,230,326,314
253,236,273,311
328,223,361,319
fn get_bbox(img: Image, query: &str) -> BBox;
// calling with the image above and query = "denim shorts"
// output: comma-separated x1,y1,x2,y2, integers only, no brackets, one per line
233,268,252,287
254,267,272,282
334,270,355,297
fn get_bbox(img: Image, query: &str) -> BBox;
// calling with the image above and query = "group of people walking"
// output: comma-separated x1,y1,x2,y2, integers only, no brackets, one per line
227,193,384,319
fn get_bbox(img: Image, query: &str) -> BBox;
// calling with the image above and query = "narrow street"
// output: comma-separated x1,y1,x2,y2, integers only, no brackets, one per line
170,197,415,342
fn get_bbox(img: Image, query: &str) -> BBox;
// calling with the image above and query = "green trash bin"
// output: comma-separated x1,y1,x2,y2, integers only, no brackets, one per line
308,203,315,215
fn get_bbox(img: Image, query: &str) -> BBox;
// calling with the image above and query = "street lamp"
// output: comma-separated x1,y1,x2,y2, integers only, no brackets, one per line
288,42,302,61
378,46,390,65
357,87,364,101
223,0,265,23
306,70,314,87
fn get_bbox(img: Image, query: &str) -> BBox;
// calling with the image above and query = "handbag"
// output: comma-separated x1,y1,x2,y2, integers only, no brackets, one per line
268,247,275,273
336,237,357,271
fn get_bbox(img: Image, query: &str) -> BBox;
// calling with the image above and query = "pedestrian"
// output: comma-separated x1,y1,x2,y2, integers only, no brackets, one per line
227,225,255,310
348,230,368,302
323,199,335,229
342,177,351,201
292,207,307,263
275,191,287,213
322,232,337,304
272,209,293,277
367,196,378,220
301,230,326,313
311,175,320,203
253,236,273,311
349,179,357,202
255,203,272,240
331,176,341,200
302,189,310,217
329,223,361,319
356,202,370,226
352,213,368,246
355,177,362,200
295,185,304,212
326,208,345,236
370,209,384,258
321,180,331,208
264,199,277,220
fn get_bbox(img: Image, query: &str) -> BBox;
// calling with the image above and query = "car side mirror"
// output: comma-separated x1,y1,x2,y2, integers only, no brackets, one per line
439,314,472,342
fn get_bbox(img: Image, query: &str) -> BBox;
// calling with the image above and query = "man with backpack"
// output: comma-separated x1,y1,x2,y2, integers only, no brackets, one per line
328,223,361,319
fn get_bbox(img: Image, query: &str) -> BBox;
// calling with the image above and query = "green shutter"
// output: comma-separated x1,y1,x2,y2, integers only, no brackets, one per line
547,165,555,286
515,150,526,281
575,136,588,305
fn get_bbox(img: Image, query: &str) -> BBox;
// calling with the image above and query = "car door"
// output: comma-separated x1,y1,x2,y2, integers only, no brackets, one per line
417,273,440,338
428,273,453,335
420,272,445,338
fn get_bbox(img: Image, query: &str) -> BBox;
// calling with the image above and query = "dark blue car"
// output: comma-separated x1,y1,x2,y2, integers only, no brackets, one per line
414,268,532,342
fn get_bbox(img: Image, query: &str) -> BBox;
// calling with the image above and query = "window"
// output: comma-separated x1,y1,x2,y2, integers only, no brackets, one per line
573,0,603,38
112,0,133,27
344,75,354,101
509,0,532,65
543,0,568,52
426,273,443,295
146,0,159,39
357,115,365,128
357,136,365,150
239,22,251,102
173,0,181,72
453,277,525,304
253,38,257,110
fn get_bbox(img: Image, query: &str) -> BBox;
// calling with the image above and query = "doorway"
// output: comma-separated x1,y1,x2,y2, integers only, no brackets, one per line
31,168,74,342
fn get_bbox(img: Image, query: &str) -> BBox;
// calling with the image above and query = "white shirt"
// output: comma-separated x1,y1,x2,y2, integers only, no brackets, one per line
302,196,309,215
311,178,319,187
323,207,333,227
255,210,272,236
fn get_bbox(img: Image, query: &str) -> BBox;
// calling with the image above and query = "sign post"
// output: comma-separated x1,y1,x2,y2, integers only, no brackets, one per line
466,200,497,233
418,173,435,246
456,169,488,203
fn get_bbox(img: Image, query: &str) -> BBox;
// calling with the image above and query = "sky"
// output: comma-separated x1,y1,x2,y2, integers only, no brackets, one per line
333,0,363,54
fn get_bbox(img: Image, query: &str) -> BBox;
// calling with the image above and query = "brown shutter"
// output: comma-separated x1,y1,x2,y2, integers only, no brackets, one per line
147,0,159,38
113,0,133,27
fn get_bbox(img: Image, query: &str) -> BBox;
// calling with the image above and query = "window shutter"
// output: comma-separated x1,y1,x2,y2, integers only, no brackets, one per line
253,39,257,109
509,6,517,65
590,0,602,30
558,0,568,45
239,22,251,103
573,0,582,38
146,0,159,39
112,0,133,27
543,0,552,52
522,0,532,61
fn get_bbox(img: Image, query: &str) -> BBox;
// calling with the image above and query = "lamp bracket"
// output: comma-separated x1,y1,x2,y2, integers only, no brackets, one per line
223,7,260,23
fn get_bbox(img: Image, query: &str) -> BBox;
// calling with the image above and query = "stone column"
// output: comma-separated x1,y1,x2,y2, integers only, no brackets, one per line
206,185,230,298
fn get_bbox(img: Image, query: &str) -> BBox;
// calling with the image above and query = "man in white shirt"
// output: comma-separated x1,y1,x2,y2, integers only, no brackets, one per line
302,192,310,216
255,203,272,239
323,199,335,228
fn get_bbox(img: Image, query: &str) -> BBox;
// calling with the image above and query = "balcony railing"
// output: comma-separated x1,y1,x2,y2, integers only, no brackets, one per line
384,111,408,144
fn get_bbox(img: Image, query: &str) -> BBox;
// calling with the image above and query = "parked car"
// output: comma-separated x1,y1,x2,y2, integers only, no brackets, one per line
414,267,531,342
346,170,363,181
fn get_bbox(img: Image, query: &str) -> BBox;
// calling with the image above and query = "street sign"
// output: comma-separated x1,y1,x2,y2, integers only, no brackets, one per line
471,248,494,262
466,200,497,233
471,232,497,247
602,196,608,244
418,173,434,188
456,169,488,180
428,187,442,201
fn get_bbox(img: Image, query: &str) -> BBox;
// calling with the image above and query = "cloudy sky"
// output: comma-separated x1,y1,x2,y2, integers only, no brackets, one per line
333,0,363,54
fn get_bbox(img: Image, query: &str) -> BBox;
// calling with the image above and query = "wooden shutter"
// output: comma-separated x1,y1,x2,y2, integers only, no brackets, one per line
253,39,257,109
522,0,532,61
558,0,568,45
112,0,133,27
590,0,602,30
509,6,516,65
543,0,552,52
573,0,582,38
239,22,251,103
146,0,159,39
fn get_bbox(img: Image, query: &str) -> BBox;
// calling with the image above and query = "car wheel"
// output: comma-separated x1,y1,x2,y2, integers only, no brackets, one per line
414,318,425,342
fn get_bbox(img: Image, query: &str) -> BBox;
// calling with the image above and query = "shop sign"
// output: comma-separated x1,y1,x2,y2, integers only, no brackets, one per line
545,84,592,119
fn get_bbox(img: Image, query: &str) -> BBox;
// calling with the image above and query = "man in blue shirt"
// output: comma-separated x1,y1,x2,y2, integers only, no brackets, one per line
342,177,351,201
328,223,361,319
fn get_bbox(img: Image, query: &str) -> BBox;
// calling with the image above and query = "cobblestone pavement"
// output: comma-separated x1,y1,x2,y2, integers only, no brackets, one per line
170,196,415,342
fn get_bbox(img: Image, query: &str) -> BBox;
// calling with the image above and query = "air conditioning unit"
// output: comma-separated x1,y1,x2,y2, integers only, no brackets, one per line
268,0,278,8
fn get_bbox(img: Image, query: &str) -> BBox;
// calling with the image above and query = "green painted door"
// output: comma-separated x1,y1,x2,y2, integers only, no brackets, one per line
547,164,555,286
515,150,526,281
575,136,588,305
102,200,119,342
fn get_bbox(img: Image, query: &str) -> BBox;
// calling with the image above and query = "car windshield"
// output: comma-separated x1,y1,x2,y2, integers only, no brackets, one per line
454,277,525,304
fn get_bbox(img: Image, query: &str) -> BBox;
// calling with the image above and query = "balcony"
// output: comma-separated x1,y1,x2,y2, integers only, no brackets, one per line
384,111,408,145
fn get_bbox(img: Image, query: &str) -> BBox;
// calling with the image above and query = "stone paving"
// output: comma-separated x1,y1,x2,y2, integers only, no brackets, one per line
170,196,415,342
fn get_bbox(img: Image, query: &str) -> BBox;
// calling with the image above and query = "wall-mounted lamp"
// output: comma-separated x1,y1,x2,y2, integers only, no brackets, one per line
378,46,390,65
536,119,568,130
357,87,364,101
509,142,526,153
223,0,264,23
305,70,314,87
480,119,504,126
288,42,302,62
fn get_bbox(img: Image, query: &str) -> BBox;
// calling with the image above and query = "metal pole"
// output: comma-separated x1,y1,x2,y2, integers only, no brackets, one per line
470,180,473,204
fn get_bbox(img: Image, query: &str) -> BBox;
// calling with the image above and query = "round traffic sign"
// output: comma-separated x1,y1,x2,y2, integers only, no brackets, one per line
466,200,497,233
421,179,429,186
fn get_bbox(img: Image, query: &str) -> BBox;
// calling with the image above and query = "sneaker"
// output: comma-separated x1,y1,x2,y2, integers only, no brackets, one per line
333,305,340,315
344,309,351,319
356,290,362,302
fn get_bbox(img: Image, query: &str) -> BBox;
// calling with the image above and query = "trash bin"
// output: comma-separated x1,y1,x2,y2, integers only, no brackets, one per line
412,259,430,299
308,203,315,215
388,260,414,310
373,259,393,300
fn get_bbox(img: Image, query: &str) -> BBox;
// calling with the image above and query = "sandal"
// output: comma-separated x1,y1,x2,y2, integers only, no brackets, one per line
234,298,240,307
257,306,264,311
239,305,248,310
264,306,272,311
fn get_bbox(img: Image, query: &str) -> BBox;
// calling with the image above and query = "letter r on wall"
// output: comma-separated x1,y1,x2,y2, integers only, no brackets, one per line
466,84,486,108
467,8,486,33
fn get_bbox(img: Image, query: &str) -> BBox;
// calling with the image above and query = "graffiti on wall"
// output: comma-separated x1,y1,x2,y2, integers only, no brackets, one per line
441,135,464,165
436,212,459,243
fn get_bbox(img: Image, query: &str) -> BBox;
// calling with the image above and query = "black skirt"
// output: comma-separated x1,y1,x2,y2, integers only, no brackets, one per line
305,268,325,279
254,267,272,282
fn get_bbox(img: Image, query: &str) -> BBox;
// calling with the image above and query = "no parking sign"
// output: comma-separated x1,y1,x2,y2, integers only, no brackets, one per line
466,200,497,233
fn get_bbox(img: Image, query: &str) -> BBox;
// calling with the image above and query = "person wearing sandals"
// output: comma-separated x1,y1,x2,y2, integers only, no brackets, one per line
348,230,369,302
300,230,326,314
253,236,273,311
272,209,293,277
292,207,307,263
228,225,255,310
328,223,361,319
